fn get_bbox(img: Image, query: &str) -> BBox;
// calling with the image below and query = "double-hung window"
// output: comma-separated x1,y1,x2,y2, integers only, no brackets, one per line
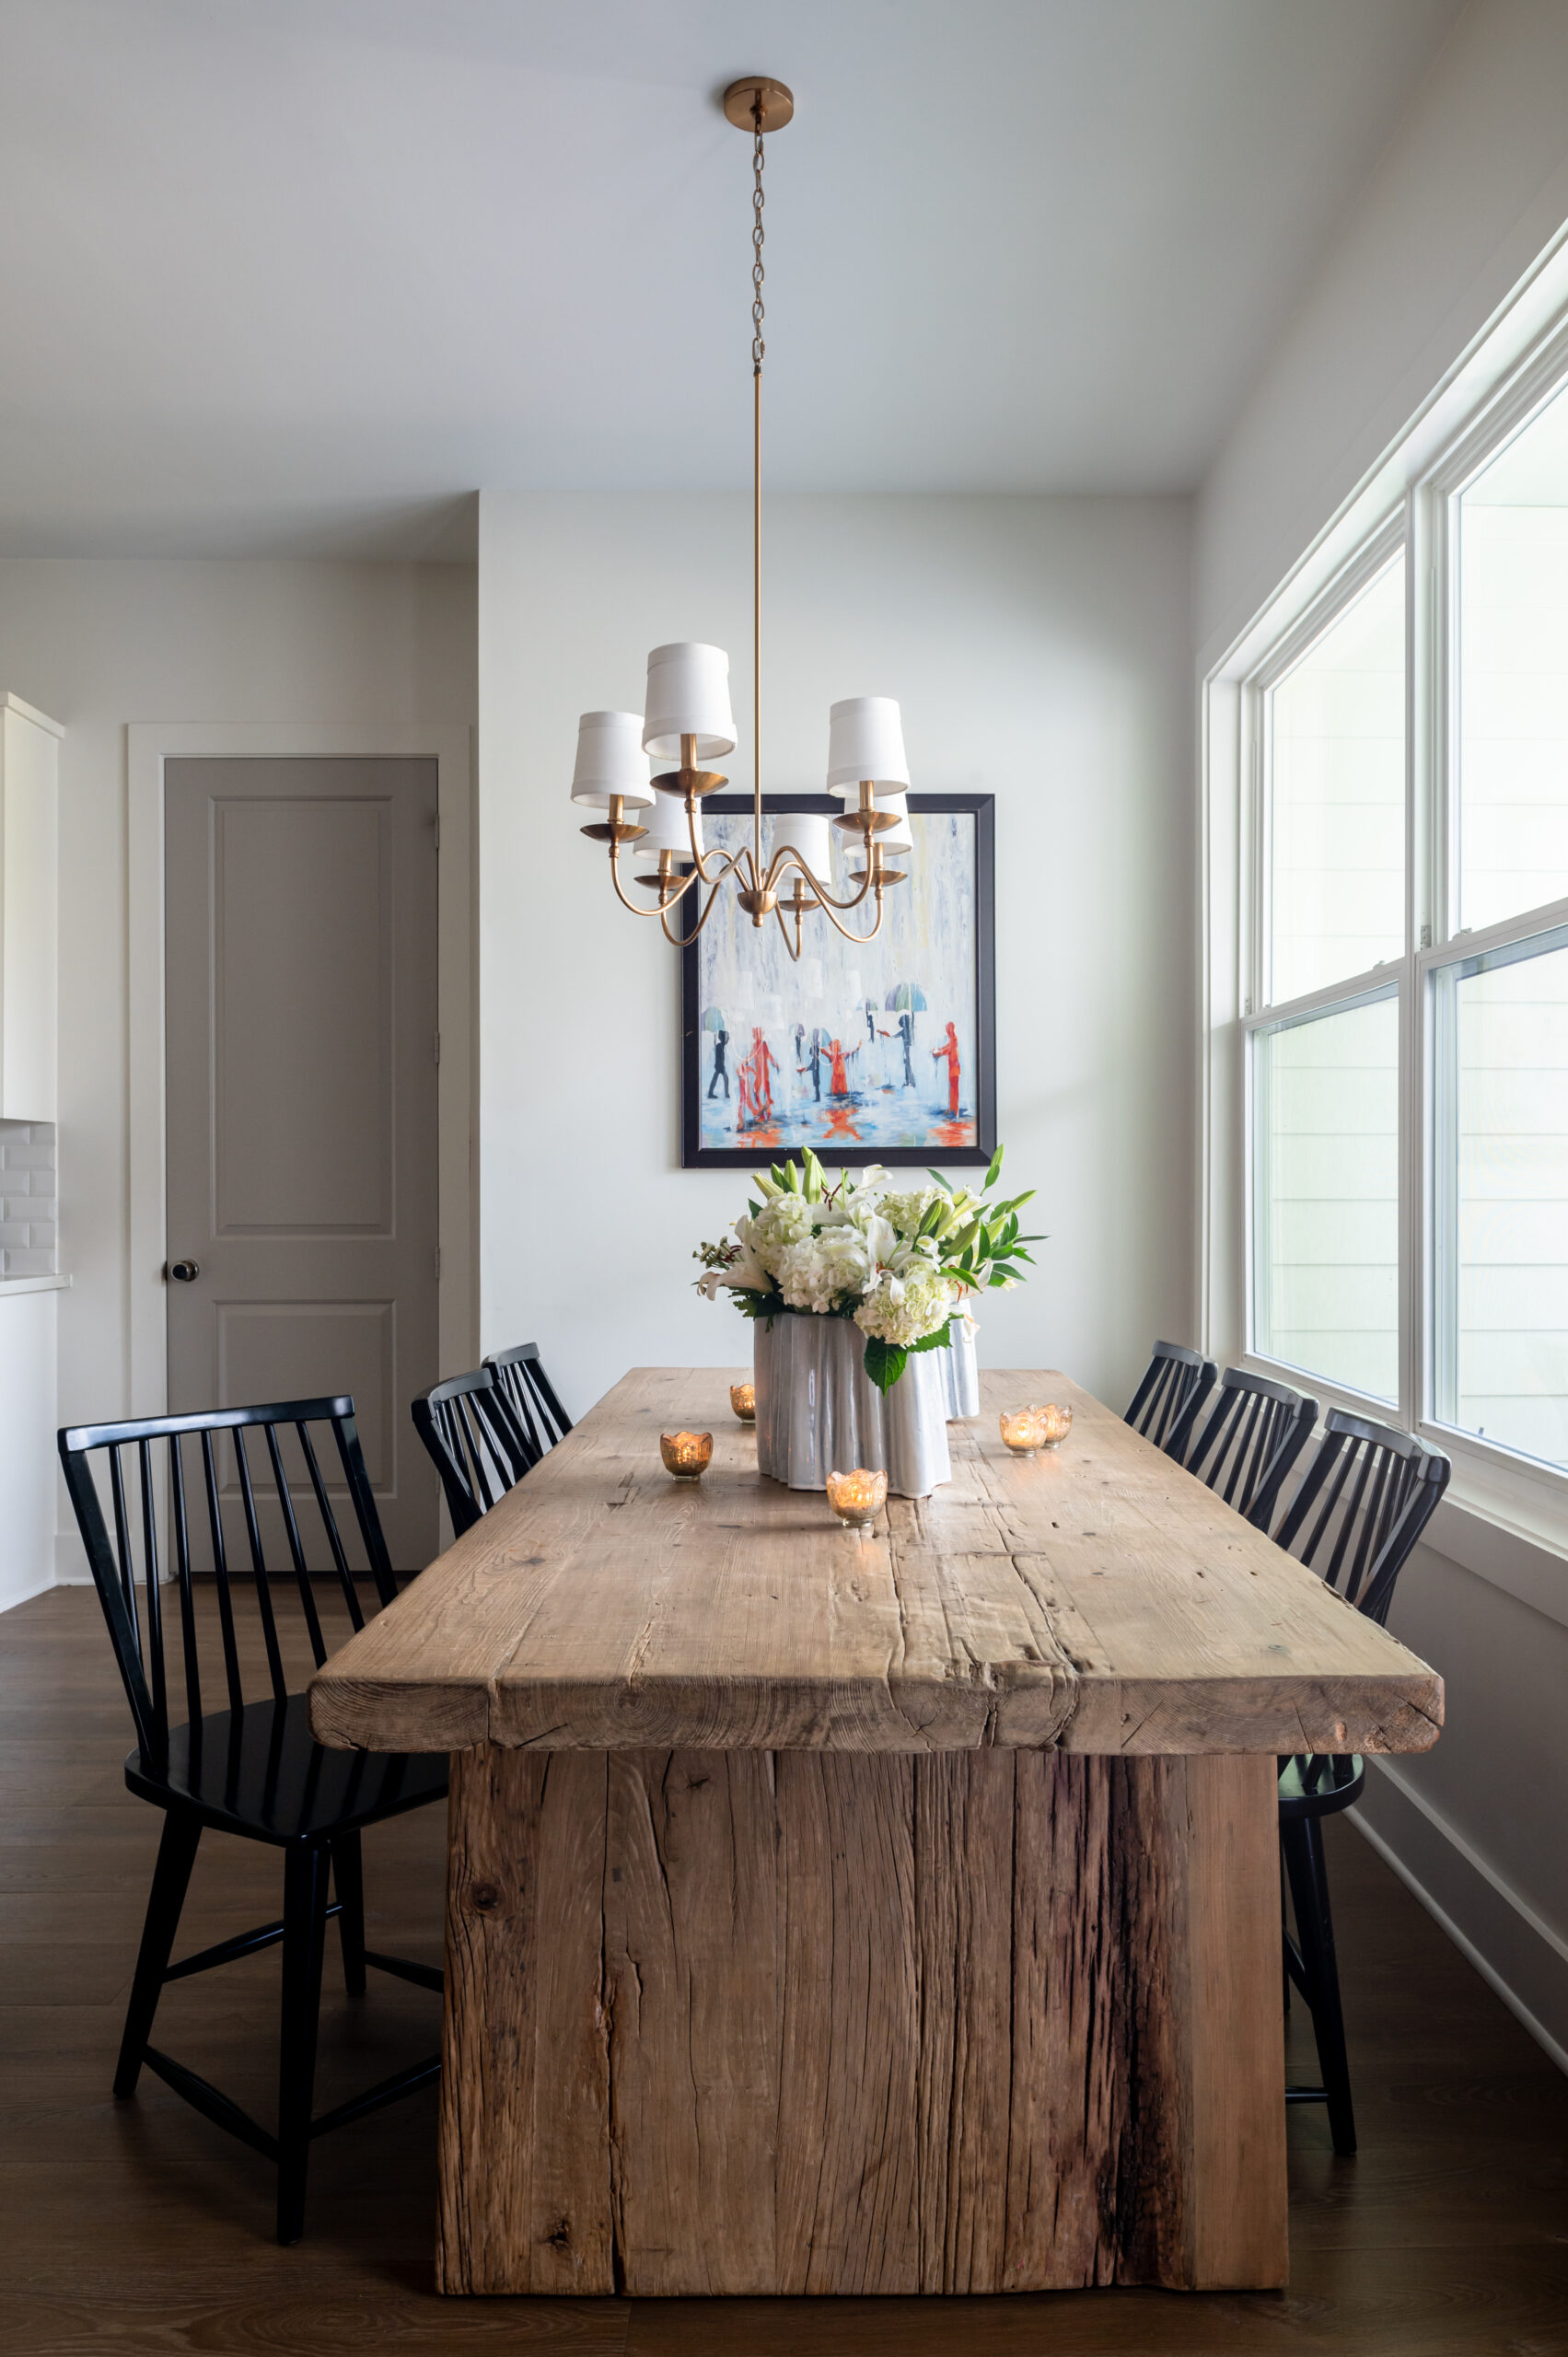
1230,332,1568,1524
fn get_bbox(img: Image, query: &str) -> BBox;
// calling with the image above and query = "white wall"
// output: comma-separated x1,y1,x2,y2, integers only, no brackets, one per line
1198,0,1568,665
1197,0,1568,2067
479,491,1194,1420
0,558,475,1597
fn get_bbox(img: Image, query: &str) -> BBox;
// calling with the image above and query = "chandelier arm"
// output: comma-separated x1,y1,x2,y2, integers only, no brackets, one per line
685,804,751,887
772,900,805,963
606,851,715,918
765,846,880,913
607,852,682,917
659,873,731,949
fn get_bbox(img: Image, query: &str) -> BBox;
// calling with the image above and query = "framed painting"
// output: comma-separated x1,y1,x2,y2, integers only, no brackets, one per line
681,793,995,1169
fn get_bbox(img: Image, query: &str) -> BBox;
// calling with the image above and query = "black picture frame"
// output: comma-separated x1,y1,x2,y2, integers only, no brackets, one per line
680,793,996,1169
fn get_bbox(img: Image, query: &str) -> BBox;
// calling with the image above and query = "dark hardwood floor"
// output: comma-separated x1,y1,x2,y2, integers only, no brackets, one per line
3,1585,1566,2354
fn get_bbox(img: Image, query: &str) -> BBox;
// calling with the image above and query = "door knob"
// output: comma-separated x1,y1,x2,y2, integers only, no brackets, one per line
168,1260,200,1283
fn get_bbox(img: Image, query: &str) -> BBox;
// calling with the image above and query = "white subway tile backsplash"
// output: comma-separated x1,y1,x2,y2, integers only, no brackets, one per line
0,1120,54,1277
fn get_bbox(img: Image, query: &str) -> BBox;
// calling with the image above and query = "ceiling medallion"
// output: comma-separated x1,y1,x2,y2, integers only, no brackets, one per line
569,76,912,958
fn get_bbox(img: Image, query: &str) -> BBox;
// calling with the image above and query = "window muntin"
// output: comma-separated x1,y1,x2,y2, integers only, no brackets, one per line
1432,923,1568,1473
1253,989,1400,1405
1267,555,1405,1006
1458,378,1568,934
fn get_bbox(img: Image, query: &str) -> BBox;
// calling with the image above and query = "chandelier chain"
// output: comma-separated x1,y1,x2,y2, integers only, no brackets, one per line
751,109,765,373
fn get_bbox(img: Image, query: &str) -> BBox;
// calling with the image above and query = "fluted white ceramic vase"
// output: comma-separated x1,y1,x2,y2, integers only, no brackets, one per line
752,1313,951,1499
937,1310,980,1419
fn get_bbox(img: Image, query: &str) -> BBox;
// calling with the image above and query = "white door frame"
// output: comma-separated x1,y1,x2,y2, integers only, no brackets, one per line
126,721,476,1419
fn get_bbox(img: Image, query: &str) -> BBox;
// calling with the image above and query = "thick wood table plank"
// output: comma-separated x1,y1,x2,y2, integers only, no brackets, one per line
309,1367,1443,1759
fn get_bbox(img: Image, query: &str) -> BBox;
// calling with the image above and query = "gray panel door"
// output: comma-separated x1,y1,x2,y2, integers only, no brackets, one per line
165,757,439,1571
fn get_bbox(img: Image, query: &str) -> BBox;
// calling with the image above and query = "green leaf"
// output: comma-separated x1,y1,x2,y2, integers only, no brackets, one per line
910,1318,956,1355
863,1336,909,1394
983,1144,1005,1193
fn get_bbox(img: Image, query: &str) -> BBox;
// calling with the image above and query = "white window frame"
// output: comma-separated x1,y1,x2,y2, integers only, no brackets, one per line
1202,269,1568,1565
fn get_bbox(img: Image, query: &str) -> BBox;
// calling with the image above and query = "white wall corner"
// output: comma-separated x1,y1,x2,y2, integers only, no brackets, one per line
1357,1757,1568,2077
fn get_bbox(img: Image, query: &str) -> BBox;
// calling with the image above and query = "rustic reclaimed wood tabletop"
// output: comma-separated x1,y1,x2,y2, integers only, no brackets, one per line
310,1366,1442,2300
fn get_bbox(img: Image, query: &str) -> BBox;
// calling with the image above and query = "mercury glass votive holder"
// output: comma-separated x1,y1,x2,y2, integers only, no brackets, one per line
999,1403,1074,1455
660,1430,714,1480
825,1467,888,1533
729,1382,756,1422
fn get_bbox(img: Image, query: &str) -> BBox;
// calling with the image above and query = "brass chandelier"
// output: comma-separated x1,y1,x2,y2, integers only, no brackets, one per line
570,75,912,958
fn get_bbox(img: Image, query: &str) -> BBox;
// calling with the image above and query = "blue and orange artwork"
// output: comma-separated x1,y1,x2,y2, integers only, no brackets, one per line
695,807,980,1157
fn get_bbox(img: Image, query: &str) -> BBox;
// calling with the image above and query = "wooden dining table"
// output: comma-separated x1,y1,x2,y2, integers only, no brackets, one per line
308,1365,1443,2299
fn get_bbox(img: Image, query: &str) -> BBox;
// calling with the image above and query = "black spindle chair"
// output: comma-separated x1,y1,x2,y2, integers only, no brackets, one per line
1125,1340,1216,1452
1267,1409,1451,2154
57,1397,447,2247
411,1367,529,1538
483,1341,574,1469
1172,1366,1318,1530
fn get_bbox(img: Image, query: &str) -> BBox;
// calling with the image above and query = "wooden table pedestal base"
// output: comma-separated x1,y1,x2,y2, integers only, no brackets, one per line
436,1744,1287,2296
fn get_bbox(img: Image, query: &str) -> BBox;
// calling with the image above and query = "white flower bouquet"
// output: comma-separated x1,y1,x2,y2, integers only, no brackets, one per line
695,1145,1042,1393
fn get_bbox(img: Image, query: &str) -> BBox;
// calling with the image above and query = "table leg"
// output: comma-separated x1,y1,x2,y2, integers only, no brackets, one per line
436,1746,1285,2295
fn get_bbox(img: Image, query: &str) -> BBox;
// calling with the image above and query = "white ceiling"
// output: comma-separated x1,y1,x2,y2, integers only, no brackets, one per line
0,0,1466,557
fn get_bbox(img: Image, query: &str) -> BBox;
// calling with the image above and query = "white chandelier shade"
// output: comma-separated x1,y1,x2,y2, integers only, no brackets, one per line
570,710,654,809
839,784,913,854
773,810,834,883
826,696,910,795
643,643,738,763
634,786,707,865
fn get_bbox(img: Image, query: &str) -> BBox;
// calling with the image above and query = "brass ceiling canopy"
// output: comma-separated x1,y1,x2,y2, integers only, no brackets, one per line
722,76,794,134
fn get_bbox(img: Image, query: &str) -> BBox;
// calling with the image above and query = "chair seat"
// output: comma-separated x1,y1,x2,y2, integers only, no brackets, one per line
1278,1751,1364,1822
125,1693,448,1845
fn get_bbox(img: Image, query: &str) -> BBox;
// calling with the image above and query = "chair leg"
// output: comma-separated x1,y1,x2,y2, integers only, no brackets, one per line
1281,1848,1291,2014
114,1812,202,2099
1282,1814,1357,2155
330,1832,366,1997
275,1843,331,2246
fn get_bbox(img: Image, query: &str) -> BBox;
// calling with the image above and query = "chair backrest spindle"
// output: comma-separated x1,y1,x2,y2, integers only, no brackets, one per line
1125,1341,1217,1454
1271,1407,1450,1626
1174,1367,1318,1529
483,1341,573,1474
412,1368,525,1538
58,1395,396,1772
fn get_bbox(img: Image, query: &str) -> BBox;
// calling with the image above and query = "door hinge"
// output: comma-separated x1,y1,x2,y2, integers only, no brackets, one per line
434,1030,441,1066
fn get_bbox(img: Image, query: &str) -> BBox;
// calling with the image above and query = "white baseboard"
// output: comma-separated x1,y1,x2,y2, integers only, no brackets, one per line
53,1527,90,1584
1357,1757,1568,2076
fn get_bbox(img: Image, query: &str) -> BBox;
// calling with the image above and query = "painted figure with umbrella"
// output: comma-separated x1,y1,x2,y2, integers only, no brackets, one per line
882,981,927,1089
798,1026,831,1102
702,1005,730,1101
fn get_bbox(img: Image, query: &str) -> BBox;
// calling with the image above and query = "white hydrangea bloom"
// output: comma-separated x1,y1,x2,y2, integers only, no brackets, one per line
748,1192,816,1276
879,1186,943,1240
854,1259,957,1349
774,1225,875,1314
